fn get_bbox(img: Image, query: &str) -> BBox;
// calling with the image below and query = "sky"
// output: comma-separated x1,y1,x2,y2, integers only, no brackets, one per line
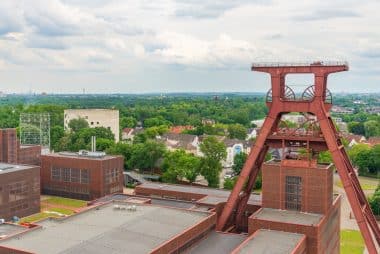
0,0,379,94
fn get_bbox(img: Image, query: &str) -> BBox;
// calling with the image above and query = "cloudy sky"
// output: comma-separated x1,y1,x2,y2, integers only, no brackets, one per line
0,0,379,94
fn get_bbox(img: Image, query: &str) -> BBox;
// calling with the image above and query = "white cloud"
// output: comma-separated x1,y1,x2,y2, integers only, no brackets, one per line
0,0,378,93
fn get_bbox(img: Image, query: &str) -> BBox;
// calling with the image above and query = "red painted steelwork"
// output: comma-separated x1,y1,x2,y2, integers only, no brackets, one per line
216,62,380,253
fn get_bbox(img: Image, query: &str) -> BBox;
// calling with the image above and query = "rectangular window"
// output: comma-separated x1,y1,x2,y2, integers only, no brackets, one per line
70,169,80,183
285,176,302,211
52,167,61,181
81,169,89,184
62,168,71,182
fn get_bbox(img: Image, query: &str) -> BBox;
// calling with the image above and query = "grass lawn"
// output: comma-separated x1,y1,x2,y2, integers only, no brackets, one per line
19,213,54,223
44,196,87,208
46,207,75,215
335,179,378,191
340,230,364,254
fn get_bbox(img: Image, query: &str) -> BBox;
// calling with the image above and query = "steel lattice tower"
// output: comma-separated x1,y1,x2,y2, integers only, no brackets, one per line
216,61,380,253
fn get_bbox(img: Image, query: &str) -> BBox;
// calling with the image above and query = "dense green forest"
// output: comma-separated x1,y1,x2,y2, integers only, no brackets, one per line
0,93,378,182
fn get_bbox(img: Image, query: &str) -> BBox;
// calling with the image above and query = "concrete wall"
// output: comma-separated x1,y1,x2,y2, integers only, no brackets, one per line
64,109,120,142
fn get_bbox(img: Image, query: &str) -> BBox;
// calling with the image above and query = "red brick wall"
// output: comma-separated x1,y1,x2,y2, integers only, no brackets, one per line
18,145,41,166
0,129,18,164
262,161,333,214
0,246,33,254
41,155,124,200
0,166,40,221
248,196,341,254
134,186,206,201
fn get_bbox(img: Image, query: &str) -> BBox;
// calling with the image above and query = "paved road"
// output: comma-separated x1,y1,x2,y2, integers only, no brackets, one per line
333,173,379,230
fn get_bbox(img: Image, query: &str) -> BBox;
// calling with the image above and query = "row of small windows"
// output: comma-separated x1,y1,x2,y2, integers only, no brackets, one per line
104,168,120,184
0,179,39,205
51,168,90,184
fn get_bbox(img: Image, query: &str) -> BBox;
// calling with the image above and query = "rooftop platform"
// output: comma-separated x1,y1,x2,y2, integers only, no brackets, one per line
187,231,247,254
0,202,212,254
234,229,306,254
0,162,37,174
251,208,323,226
43,151,120,160
0,224,28,239
137,182,261,205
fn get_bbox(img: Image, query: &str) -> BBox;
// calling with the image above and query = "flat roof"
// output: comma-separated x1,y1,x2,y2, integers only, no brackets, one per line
139,182,261,205
0,162,36,174
188,231,246,254
252,208,323,226
0,224,28,238
0,202,210,254
236,229,305,254
42,152,120,160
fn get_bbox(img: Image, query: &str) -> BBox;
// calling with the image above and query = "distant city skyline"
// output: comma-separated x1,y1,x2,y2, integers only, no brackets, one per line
0,0,379,93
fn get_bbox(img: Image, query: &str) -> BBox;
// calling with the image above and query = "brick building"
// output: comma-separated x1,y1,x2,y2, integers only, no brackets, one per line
0,162,40,221
18,145,41,166
0,128,41,166
0,129,18,164
41,151,124,200
248,159,341,254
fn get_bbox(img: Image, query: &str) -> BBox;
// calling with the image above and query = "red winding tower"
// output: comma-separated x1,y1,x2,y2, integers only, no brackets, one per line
217,61,380,253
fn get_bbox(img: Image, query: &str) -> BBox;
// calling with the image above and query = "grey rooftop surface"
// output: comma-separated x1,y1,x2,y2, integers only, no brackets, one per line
44,151,120,160
187,231,247,254
0,162,36,174
140,182,261,205
0,202,210,254
252,208,323,226
237,229,305,254
0,224,28,238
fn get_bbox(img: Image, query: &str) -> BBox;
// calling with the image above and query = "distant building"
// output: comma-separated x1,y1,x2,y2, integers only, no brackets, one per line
0,162,40,221
0,129,41,166
246,128,258,140
158,133,198,154
121,127,144,141
41,151,124,200
331,106,354,114
121,128,134,141
365,137,380,147
342,134,366,147
169,125,194,134
64,109,120,142
251,119,265,128
202,118,215,125
223,139,253,168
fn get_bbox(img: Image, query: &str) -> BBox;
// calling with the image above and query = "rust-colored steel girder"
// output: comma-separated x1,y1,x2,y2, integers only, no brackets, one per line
216,61,380,253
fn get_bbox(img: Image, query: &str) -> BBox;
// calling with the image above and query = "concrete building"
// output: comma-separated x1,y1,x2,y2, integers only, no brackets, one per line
41,151,124,200
0,162,40,221
64,109,120,142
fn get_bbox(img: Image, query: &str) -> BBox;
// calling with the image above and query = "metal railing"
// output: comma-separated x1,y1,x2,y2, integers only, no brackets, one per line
252,61,349,68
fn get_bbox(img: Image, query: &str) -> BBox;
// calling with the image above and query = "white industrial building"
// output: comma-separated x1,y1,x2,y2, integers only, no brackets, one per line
64,109,120,142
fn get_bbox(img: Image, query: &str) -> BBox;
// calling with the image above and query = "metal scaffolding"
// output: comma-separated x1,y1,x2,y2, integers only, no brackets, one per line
19,113,50,149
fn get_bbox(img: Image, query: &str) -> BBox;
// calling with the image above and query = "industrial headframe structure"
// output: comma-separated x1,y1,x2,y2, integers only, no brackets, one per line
217,61,380,253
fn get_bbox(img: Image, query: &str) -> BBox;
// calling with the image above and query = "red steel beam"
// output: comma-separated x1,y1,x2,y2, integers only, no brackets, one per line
217,63,379,253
